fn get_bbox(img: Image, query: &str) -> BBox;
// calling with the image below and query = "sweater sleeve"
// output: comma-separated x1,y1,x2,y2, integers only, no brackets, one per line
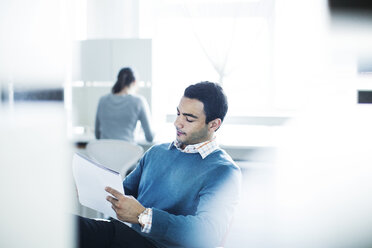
137,97,154,142
122,154,145,197
146,165,241,248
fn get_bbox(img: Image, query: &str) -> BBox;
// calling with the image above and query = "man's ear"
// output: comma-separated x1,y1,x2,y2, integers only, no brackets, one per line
208,118,222,132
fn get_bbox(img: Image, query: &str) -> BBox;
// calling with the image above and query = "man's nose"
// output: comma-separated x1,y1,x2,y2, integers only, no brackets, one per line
174,116,183,129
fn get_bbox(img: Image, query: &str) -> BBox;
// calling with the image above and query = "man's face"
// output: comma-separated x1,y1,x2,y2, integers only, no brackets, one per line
174,97,212,148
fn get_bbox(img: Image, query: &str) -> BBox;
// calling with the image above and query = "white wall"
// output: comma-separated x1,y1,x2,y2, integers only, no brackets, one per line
87,0,139,39
0,0,72,85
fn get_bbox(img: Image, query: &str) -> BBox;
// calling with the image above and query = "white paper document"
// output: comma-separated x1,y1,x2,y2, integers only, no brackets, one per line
72,152,124,220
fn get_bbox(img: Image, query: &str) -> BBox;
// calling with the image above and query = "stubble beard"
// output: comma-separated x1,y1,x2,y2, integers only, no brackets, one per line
180,125,210,147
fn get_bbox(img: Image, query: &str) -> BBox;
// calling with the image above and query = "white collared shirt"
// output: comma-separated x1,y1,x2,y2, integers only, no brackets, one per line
171,137,219,159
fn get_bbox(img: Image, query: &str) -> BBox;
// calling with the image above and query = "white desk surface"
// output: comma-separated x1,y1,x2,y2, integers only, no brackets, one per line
72,123,280,147
71,123,280,163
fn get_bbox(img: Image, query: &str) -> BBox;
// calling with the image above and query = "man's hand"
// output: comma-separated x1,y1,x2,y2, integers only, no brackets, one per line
105,187,145,223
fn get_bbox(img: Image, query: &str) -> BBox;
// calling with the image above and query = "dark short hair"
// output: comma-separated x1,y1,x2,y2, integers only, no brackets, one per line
184,81,228,123
112,67,136,94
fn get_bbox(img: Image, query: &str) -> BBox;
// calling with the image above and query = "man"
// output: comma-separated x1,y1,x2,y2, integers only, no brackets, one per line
78,81,241,248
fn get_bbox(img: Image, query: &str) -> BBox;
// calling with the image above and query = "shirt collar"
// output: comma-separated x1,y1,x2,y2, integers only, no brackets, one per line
168,137,219,159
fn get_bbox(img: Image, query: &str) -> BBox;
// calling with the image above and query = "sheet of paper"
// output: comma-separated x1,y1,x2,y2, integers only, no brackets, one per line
72,152,124,220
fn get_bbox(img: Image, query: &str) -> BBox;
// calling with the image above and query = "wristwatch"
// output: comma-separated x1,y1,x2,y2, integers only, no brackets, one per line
138,208,150,227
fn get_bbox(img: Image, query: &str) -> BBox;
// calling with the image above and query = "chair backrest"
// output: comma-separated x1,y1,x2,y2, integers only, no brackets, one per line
85,139,144,178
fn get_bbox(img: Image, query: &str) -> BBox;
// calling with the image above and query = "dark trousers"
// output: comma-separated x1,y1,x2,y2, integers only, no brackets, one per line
77,216,157,248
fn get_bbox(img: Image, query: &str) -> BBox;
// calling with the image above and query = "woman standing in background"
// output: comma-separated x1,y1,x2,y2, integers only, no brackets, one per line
95,67,154,143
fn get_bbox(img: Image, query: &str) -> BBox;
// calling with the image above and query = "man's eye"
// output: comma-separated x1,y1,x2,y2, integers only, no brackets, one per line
186,118,194,123
177,112,180,116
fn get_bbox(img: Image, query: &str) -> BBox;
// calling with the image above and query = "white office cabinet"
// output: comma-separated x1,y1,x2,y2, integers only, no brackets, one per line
70,39,152,136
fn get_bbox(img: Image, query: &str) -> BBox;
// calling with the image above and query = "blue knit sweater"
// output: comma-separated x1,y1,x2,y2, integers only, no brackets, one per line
123,143,241,248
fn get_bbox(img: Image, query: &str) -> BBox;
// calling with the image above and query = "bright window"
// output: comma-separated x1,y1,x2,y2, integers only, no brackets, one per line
139,0,276,121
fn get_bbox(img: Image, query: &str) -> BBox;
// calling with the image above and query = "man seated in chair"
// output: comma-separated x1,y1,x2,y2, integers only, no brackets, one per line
77,81,241,248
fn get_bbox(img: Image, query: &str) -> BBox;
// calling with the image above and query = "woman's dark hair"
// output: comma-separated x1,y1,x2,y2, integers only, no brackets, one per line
184,81,228,124
112,67,136,94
